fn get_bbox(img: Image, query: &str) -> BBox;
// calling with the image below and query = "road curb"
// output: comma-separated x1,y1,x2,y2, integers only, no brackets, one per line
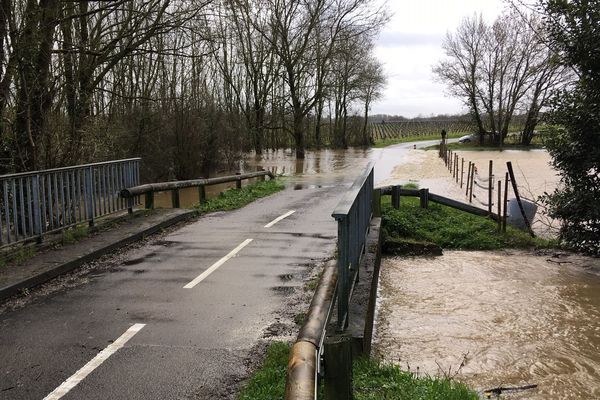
0,210,196,301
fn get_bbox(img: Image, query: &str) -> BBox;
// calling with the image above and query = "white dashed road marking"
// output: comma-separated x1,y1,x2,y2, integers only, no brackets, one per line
264,210,295,228
183,239,253,289
44,323,146,400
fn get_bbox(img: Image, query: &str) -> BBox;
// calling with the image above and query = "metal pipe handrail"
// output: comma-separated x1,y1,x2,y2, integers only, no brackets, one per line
285,260,337,400
120,170,274,198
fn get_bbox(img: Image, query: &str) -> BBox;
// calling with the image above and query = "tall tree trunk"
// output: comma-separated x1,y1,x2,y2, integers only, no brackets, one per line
293,111,305,159
14,0,59,171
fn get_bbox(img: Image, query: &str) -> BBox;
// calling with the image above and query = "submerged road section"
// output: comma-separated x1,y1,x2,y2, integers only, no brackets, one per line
0,184,345,399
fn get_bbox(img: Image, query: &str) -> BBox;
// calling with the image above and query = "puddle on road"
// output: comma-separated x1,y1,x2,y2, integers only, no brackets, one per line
374,251,600,399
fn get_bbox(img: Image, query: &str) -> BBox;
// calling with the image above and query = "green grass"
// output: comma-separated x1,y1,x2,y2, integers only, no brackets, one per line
11,245,36,265
62,225,89,245
193,179,285,214
238,342,479,400
372,132,463,148
354,357,478,400
382,197,556,250
238,342,290,400
402,182,420,190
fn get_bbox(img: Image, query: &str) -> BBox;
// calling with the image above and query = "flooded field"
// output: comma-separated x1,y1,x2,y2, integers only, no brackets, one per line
374,252,600,399
370,144,600,399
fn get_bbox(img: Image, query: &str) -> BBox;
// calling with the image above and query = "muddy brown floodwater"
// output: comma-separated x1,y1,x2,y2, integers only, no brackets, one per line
374,252,600,399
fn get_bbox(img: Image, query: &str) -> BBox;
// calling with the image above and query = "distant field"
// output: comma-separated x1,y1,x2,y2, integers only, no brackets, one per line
370,119,477,141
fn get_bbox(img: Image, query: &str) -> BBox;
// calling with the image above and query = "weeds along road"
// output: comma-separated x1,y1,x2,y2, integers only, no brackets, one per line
0,183,345,400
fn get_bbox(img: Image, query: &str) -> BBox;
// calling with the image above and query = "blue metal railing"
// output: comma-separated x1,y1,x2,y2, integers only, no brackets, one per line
331,162,374,331
0,158,140,248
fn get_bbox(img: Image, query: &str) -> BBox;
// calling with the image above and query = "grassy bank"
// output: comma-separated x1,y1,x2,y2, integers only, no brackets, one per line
238,342,478,400
372,132,463,148
353,357,478,400
193,179,284,214
382,196,555,250
238,342,289,400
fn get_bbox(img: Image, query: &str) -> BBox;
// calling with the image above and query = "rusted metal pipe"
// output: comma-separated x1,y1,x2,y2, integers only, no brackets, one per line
285,260,338,400
120,171,274,198
297,261,338,346
285,341,317,400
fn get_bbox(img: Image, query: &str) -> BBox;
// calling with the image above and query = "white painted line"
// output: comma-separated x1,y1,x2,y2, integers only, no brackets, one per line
43,323,145,400
264,210,296,228
183,239,253,289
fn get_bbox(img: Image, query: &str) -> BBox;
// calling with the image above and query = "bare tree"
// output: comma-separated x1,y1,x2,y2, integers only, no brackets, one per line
434,11,570,146
433,15,487,143
357,56,385,145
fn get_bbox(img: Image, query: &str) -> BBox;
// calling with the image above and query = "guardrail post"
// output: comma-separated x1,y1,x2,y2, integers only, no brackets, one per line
419,188,429,209
372,189,381,217
198,185,206,204
391,185,400,209
145,192,154,209
323,336,353,400
236,173,242,189
171,189,180,208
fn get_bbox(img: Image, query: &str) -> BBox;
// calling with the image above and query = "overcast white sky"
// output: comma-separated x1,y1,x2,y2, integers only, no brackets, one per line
371,0,508,118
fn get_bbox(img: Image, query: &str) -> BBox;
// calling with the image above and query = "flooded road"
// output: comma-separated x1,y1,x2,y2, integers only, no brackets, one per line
374,252,600,399
149,142,596,398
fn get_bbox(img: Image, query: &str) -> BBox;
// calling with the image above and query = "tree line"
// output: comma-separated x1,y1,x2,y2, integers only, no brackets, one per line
0,0,388,179
434,9,572,146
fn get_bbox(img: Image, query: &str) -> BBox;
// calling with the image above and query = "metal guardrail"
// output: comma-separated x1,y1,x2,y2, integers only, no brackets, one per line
286,260,338,400
120,170,275,210
0,158,140,248
331,162,374,331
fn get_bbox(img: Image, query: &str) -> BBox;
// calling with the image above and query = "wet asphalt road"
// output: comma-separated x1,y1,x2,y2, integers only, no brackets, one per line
0,185,345,399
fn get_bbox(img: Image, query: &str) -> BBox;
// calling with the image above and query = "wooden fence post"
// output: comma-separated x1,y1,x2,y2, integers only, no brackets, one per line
488,160,493,215
391,185,401,209
455,154,459,182
460,158,464,188
469,164,475,203
506,161,535,237
503,173,509,232
465,162,472,196
420,188,429,209
497,180,502,231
